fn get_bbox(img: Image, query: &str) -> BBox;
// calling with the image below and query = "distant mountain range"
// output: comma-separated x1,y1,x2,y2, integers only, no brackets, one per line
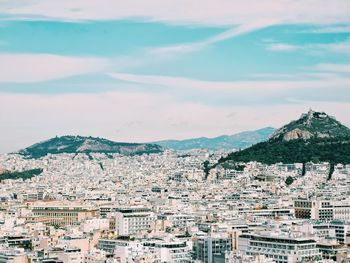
218,110,350,166
152,127,275,151
19,136,163,158
18,128,276,158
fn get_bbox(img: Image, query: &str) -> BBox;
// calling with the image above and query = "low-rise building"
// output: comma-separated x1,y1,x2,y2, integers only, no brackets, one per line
31,202,97,227
237,233,322,263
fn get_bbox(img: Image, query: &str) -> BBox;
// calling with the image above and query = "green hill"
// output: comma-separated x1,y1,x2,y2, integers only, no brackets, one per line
218,110,350,166
19,135,163,158
219,137,350,165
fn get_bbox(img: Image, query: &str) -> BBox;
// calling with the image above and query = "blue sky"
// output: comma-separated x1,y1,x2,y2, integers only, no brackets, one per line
0,0,350,152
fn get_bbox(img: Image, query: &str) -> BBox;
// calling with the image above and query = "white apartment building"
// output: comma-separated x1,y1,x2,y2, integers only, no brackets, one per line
56,248,84,263
0,247,27,263
294,198,350,221
143,239,190,263
237,233,322,263
329,220,350,244
113,208,156,236
99,239,152,262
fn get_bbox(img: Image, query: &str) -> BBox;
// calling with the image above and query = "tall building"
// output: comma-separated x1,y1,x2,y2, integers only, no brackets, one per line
193,234,232,263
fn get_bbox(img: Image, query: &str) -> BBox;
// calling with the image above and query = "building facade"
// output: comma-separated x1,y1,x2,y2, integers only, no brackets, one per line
237,233,322,263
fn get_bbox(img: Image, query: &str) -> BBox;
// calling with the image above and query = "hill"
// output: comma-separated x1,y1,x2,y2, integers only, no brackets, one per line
270,110,350,142
19,136,163,158
218,110,350,166
153,127,275,150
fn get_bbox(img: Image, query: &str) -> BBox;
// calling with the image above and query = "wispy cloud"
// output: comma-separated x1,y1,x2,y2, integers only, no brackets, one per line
303,25,350,33
108,72,350,92
266,43,301,52
316,63,350,73
0,53,109,83
2,0,350,26
325,39,350,54
1,91,350,153
148,20,276,57
1,1,350,153
265,38,350,55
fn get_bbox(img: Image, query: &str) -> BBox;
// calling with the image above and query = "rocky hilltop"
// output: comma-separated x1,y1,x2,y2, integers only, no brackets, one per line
218,110,350,166
19,136,163,158
270,110,350,141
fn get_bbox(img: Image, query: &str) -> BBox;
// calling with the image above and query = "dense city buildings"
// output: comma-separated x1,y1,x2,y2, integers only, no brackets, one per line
0,150,349,262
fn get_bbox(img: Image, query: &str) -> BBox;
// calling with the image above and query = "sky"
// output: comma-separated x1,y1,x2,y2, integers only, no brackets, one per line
0,0,350,153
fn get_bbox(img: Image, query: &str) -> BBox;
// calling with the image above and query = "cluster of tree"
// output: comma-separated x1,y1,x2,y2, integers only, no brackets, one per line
0,168,43,181
218,137,350,166
203,160,211,179
219,160,246,171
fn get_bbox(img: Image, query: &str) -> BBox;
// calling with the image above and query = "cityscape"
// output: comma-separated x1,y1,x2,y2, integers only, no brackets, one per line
1,1,350,263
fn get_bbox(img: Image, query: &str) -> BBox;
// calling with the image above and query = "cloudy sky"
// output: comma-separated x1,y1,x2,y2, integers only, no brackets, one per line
1,0,350,153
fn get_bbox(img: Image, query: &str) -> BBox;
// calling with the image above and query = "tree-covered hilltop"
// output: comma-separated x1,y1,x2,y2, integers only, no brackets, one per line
218,137,350,165
19,135,163,158
0,168,43,181
217,110,350,168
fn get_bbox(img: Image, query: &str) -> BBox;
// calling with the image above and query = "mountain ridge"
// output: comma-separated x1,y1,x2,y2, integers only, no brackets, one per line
152,127,275,150
19,135,163,158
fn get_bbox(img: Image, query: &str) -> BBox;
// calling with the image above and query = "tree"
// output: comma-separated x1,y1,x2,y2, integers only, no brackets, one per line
203,160,211,179
328,164,334,180
301,163,306,176
285,176,294,186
